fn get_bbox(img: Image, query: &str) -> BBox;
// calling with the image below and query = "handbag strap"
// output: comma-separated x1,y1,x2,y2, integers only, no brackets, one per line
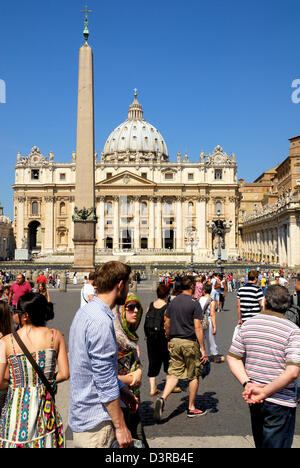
202,297,212,316
13,332,56,401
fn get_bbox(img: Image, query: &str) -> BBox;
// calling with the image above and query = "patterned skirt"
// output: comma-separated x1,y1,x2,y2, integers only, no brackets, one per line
0,350,65,448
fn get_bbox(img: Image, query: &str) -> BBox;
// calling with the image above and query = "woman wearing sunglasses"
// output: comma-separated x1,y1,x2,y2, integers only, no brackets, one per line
113,293,148,447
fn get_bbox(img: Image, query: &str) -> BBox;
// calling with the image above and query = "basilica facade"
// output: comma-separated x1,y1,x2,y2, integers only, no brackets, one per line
12,92,240,265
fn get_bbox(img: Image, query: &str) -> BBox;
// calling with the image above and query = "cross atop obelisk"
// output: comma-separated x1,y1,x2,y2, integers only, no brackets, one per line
81,5,92,43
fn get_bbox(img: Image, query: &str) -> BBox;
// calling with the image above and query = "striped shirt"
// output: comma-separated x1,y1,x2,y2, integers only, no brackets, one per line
237,282,263,322
228,311,300,407
68,297,124,433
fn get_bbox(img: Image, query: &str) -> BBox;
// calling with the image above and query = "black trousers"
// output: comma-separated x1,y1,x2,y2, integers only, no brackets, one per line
146,336,170,378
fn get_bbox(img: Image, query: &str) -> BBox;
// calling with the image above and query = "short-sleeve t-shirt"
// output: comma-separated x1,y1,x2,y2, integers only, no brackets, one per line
10,282,32,306
228,312,300,407
80,283,95,308
237,283,264,322
166,294,203,341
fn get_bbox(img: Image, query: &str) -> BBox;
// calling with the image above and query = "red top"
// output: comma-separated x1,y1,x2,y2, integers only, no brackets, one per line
10,281,32,306
37,275,47,284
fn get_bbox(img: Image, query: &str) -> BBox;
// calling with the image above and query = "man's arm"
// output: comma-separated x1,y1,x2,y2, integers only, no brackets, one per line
227,354,251,386
164,316,170,340
243,365,300,405
88,320,133,447
104,399,132,448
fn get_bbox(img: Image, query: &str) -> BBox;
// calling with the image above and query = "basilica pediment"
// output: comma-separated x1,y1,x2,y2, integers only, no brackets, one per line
97,171,157,187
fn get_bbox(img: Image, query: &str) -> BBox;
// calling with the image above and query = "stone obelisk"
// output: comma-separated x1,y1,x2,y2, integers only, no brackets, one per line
73,8,97,271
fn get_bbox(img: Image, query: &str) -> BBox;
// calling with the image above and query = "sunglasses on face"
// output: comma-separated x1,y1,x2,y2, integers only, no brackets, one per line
126,303,139,312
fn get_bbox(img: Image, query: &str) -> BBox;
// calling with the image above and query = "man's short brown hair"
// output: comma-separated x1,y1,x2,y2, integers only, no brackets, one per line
248,270,259,281
181,276,196,291
95,261,131,293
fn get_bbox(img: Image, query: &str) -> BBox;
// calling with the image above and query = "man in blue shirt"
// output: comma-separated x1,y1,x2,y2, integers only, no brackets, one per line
69,261,136,448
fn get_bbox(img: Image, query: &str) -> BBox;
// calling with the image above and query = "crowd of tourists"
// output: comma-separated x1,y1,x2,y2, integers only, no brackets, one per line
0,263,299,449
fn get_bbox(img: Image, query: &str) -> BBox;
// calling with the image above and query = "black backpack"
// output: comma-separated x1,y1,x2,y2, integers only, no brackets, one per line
144,302,167,339
285,294,300,327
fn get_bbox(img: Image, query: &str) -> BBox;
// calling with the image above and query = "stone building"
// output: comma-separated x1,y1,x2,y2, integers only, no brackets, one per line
0,205,14,260
239,136,300,268
12,92,240,265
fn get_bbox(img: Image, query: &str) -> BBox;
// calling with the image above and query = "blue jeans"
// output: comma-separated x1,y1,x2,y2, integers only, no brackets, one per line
249,401,296,448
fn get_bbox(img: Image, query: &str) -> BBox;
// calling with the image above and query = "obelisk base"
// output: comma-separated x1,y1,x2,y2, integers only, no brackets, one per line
73,221,96,271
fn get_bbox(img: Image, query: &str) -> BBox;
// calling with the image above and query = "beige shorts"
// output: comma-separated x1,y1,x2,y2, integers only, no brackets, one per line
168,338,203,381
73,420,115,448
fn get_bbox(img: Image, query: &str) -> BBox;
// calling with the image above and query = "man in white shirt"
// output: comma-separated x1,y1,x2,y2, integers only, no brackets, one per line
81,272,96,308
279,273,288,288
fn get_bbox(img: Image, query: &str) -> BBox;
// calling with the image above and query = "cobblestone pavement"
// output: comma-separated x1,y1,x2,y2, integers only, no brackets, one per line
49,280,300,447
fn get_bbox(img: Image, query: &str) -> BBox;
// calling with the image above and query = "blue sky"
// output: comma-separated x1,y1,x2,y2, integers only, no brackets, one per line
1,0,300,219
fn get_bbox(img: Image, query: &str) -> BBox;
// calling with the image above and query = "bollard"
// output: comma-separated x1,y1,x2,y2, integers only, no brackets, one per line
60,276,67,293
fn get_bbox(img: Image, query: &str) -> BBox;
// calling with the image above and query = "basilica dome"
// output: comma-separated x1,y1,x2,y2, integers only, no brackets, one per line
102,91,169,162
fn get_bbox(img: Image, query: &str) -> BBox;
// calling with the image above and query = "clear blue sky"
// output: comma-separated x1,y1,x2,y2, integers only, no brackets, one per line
1,0,300,219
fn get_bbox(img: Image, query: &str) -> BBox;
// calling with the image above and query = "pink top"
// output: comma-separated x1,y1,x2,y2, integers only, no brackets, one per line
193,282,203,300
10,282,32,306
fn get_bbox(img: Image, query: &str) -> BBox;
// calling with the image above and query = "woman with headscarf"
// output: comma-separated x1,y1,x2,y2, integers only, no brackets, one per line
113,293,148,447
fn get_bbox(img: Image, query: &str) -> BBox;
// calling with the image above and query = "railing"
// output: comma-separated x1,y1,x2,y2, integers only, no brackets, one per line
95,248,187,255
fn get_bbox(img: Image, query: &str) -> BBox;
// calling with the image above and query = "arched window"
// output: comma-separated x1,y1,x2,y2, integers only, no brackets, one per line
106,202,113,216
188,202,193,216
140,202,148,216
32,201,39,216
60,202,66,216
216,201,222,215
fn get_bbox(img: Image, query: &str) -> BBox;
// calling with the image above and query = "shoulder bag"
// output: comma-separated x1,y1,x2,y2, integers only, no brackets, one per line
201,298,212,330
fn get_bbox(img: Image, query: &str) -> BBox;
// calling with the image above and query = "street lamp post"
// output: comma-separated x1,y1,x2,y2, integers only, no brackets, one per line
184,228,199,272
206,210,232,273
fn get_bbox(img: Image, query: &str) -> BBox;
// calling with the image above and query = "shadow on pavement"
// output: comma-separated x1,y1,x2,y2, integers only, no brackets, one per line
140,392,219,427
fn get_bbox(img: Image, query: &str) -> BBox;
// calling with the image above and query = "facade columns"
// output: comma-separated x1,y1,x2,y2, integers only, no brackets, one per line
113,196,119,249
134,197,140,249
44,196,54,253
16,196,26,249
196,197,206,251
97,196,105,249
148,197,155,249
176,196,183,250
156,197,162,248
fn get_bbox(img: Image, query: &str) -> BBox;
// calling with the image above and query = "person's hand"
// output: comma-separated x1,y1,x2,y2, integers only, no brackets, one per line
238,319,242,326
200,351,209,364
242,383,265,404
115,425,133,448
120,389,139,414
212,327,217,336
129,369,142,387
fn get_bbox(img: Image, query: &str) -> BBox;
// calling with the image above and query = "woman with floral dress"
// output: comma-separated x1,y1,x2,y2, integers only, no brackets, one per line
0,293,69,448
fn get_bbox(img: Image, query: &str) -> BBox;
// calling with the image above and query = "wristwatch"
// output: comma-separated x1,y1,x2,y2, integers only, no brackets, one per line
242,380,251,388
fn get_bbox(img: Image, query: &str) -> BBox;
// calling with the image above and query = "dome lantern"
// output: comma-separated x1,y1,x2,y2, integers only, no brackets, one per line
128,89,144,121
